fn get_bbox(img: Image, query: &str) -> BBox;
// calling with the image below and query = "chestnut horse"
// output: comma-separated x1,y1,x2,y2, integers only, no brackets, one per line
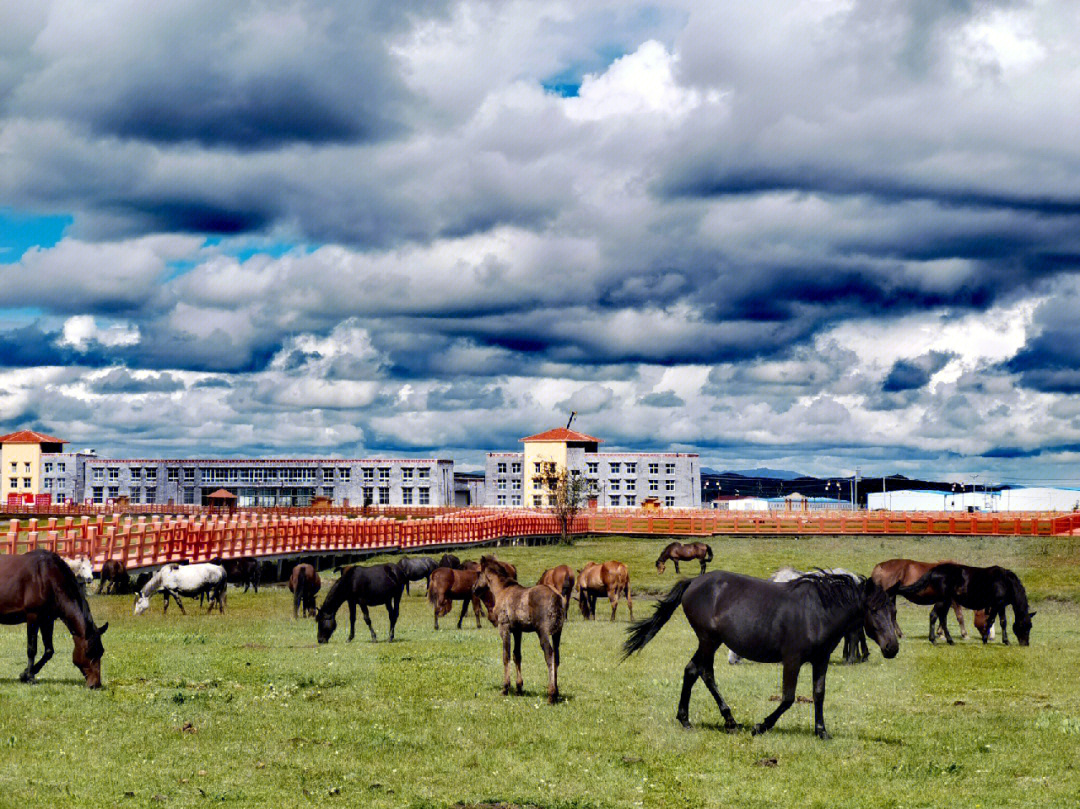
97,559,132,594
474,556,564,703
428,567,486,629
577,561,632,621
1,550,109,688
289,563,321,618
871,558,987,640
538,565,576,612
655,542,714,575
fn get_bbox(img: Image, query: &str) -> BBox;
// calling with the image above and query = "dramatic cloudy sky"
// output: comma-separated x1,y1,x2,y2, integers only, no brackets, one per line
2,0,1080,484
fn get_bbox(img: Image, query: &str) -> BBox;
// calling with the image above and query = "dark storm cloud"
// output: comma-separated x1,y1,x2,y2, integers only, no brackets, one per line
1005,287,1080,392
87,368,186,394
0,323,112,368
639,390,684,407
882,351,953,392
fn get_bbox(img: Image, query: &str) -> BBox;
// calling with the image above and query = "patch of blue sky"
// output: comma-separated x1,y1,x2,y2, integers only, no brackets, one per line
165,237,309,280
542,43,628,97
0,208,72,264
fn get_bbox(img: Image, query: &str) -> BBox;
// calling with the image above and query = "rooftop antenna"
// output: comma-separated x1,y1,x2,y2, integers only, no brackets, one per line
566,411,577,430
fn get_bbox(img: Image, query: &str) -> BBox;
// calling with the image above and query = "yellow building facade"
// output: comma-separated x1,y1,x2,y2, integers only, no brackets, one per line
521,428,601,507
0,430,67,504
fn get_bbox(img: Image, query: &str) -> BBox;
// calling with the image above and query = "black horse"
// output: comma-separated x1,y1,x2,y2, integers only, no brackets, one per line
210,557,262,593
898,563,1034,646
395,557,440,595
0,550,109,688
624,571,898,739
437,554,463,570
316,564,406,643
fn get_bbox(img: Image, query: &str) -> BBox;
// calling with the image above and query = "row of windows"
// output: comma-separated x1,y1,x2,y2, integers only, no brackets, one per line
585,461,678,475
9,461,33,473
40,462,69,474
495,479,523,490
495,494,523,506
8,477,33,489
494,462,523,474
89,466,435,484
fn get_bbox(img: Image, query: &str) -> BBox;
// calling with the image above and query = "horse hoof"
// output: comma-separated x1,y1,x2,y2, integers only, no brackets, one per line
677,716,692,729
18,673,35,684
751,723,767,736
501,687,510,696
816,728,831,741
724,723,741,734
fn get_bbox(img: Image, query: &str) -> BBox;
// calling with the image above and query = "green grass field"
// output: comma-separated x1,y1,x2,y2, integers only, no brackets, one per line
2,535,1079,809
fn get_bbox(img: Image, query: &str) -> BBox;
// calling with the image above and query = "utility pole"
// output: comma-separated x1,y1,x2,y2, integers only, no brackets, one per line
852,466,860,510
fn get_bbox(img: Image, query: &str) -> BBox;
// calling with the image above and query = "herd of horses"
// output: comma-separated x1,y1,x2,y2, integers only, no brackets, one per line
0,539,1035,738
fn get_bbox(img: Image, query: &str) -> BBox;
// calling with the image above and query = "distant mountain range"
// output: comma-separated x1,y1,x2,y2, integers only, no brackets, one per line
702,467,804,481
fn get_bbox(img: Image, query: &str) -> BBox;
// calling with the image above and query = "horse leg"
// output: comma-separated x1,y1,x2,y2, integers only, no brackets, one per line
700,558,706,575
20,620,39,683
405,580,410,597
811,656,831,740
537,629,557,703
387,595,400,642
625,581,633,621
698,644,739,731
890,593,903,639
347,601,357,642
472,595,484,628
999,605,1010,645
933,602,954,645
457,596,471,629
512,630,524,694
97,576,106,595
360,603,376,642
608,585,620,622
676,649,704,728
293,587,301,619
500,626,512,696
953,602,968,640
674,560,680,574
551,628,562,698
753,659,800,736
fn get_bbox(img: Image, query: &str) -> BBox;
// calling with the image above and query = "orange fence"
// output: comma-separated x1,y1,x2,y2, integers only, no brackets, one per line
585,510,1080,537
0,511,588,571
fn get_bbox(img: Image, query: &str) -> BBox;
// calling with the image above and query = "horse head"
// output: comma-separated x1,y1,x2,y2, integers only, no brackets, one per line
1014,610,1035,646
73,622,108,688
133,593,152,615
655,555,667,574
316,606,336,643
862,579,899,658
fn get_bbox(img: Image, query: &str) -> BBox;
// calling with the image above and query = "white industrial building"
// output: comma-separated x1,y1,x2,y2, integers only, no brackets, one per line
869,487,1080,513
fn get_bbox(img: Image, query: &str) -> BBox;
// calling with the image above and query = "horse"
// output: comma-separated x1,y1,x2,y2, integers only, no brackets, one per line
728,567,869,665
577,561,632,621
428,567,486,629
316,563,405,643
538,566,576,613
624,570,899,740
898,563,1034,646
62,556,94,593
97,559,132,595
133,571,152,593
134,563,227,615
655,542,714,575
210,557,261,593
395,557,440,595
0,550,109,688
872,558,989,640
289,563,321,618
474,556,565,703
437,554,463,570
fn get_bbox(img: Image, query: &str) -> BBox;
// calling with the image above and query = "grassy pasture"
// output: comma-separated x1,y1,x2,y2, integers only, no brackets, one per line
2,534,1080,809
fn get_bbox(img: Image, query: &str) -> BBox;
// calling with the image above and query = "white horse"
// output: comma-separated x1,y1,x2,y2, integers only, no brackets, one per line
728,567,865,665
134,563,227,615
63,556,94,592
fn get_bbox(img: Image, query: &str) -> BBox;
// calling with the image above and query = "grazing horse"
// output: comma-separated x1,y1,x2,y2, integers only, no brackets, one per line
316,563,405,643
97,559,132,595
577,561,632,621
62,556,93,593
395,557,440,595
289,563,321,618
538,566,576,612
428,567,486,629
872,558,988,640
624,571,898,739
728,567,869,665
437,554,463,570
0,550,109,688
655,542,714,575
210,557,261,593
898,563,1034,646
474,556,564,703
134,563,227,615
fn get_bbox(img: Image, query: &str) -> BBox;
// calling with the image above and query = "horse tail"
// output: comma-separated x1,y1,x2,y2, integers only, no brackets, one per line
622,578,691,660
427,577,439,607
294,570,306,616
896,568,935,598
704,544,713,563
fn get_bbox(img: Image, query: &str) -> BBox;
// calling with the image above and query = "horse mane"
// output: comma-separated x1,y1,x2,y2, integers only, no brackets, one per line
788,571,865,609
319,570,350,614
1003,569,1030,612
37,551,95,628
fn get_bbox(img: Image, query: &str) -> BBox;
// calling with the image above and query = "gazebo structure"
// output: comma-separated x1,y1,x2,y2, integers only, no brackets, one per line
206,488,238,514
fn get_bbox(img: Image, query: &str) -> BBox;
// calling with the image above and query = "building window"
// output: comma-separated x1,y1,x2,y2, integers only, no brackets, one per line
497,479,506,491
362,468,374,481
322,487,334,498
92,468,103,482
362,487,374,505
43,462,53,474
22,477,31,488
497,494,507,506
649,479,659,491
107,486,120,500
497,462,507,474
547,495,557,507
130,489,141,505
56,492,66,504
402,488,413,505
626,479,636,491
167,468,179,481
418,488,430,505
58,463,66,473
403,467,414,482
511,479,521,490
586,462,598,475
24,462,30,472
534,462,542,474
626,495,636,506
511,462,521,474
184,467,195,482
610,479,620,491
107,467,119,481
378,468,390,482
417,468,430,480
9,462,15,472
610,495,620,506
183,488,195,505
626,463,637,474
92,487,103,504
131,467,142,480
648,463,659,475
666,480,675,491
665,463,676,475
665,496,675,507
339,467,350,481
9,477,17,489
609,462,621,474
533,495,543,507
43,478,52,490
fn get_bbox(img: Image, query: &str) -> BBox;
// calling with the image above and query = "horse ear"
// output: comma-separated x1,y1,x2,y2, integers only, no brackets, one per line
99,622,109,635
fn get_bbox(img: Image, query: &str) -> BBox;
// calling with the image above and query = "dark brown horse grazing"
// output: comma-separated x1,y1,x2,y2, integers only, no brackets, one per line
871,558,977,640
97,559,132,594
474,556,564,703
289,563,321,618
1,550,109,688
538,566,576,612
577,561,632,621
210,557,262,593
427,567,486,629
316,564,405,643
656,542,714,575
898,563,1034,645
